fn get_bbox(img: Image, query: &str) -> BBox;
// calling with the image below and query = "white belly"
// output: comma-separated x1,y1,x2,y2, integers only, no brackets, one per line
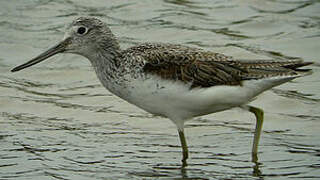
100,74,294,130
119,75,283,122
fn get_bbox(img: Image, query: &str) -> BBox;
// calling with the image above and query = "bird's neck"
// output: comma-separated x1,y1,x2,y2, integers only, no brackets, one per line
85,41,128,96
86,38,122,70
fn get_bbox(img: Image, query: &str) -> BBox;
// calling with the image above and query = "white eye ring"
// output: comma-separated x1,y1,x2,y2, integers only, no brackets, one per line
76,26,88,35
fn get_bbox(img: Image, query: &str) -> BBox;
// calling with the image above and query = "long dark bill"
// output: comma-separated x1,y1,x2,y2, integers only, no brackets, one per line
11,38,71,72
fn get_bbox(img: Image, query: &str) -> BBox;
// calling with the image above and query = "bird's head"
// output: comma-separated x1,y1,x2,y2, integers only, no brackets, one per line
11,17,117,72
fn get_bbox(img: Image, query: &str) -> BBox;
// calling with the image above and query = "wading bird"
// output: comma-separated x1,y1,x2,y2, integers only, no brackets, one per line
12,17,312,166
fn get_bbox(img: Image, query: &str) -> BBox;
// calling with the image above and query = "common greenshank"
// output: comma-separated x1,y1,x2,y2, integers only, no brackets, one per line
11,17,313,166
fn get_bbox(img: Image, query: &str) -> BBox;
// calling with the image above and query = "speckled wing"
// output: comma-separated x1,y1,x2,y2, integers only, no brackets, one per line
126,43,312,88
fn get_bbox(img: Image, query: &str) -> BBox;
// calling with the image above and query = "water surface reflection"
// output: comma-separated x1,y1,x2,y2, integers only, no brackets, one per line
1,0,320,179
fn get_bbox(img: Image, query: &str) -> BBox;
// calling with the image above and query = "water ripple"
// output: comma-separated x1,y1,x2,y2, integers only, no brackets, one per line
1,0,320,179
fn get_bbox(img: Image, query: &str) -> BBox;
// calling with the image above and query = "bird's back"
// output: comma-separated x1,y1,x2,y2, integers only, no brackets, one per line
122,43,313,89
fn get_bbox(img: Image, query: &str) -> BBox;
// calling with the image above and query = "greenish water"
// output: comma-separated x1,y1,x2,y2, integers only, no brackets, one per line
1,0,320,179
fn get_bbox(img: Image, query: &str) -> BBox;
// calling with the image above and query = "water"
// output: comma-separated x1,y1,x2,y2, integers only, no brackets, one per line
1,0,320,179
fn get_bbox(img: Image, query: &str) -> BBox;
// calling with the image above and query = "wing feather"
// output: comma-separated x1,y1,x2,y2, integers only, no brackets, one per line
123,43,312,88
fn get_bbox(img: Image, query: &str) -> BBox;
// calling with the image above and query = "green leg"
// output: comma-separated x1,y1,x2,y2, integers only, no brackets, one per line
247,105,264,162
178,129,189,167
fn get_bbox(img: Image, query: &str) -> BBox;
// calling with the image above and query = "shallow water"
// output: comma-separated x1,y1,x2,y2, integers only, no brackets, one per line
1,0,320,179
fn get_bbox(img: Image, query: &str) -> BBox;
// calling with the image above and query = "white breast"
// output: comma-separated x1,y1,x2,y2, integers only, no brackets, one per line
101,73,294,129
123,77,266,115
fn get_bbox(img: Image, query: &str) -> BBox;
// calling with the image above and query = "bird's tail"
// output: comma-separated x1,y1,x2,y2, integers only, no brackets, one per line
282,61,313,77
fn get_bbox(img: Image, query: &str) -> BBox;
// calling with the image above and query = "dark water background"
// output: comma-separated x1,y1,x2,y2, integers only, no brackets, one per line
0,0,320,179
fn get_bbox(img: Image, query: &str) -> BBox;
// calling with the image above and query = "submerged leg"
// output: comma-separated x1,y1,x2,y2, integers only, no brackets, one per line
178,129,189,166
247,105,264,162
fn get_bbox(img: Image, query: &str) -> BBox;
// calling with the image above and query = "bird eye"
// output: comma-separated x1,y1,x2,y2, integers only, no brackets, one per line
76,26,87,35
